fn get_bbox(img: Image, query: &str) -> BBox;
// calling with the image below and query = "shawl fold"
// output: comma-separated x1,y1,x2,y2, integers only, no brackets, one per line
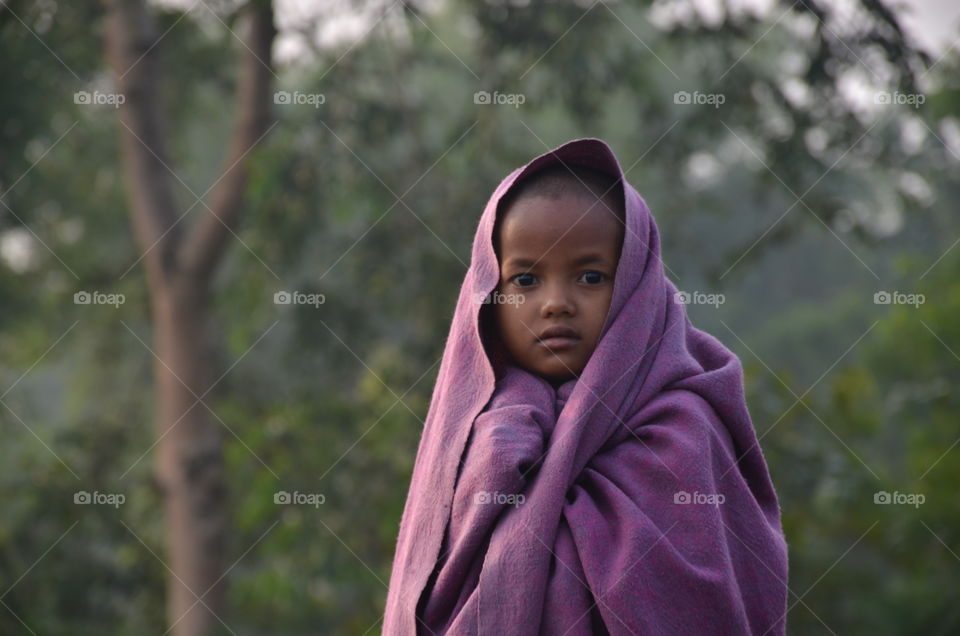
383,138,788,635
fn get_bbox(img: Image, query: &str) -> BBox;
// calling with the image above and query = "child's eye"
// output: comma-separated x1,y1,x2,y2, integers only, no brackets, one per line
511,272,538,287
579,271,607,285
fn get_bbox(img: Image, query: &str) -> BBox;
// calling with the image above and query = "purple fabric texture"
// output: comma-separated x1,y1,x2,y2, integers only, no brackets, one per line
383,138,788,635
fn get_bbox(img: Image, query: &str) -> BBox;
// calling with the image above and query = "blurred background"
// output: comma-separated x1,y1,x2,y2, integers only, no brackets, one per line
1,0,959,633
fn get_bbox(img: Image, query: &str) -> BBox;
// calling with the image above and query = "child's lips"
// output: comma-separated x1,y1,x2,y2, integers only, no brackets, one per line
536,325,581,352
537,325,580,341
537,336,580,352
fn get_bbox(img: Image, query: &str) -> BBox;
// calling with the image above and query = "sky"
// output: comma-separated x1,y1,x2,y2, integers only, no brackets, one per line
151,0,960,61
894,0,960,56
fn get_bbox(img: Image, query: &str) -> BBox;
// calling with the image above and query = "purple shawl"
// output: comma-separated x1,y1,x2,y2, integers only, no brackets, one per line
383,138,788,635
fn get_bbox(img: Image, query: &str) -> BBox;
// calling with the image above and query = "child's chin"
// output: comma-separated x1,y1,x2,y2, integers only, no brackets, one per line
538,363,580,385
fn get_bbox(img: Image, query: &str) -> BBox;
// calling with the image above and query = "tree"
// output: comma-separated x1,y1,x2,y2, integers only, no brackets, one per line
102,1,275,633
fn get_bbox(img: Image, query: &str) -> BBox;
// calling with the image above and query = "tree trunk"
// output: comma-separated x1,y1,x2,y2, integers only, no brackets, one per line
153,278,226,634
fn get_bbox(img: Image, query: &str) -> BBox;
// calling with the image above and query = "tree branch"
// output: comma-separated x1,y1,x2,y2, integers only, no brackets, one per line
103,0,183,282
180,0,276,285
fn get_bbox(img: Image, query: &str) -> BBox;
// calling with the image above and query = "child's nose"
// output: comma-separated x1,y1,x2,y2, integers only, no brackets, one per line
539,284,575,318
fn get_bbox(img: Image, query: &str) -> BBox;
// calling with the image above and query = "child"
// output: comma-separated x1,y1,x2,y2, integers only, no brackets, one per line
384,138,788,635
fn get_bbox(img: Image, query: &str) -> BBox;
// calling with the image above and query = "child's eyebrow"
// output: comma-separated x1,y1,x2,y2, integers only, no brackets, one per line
504,253,612,269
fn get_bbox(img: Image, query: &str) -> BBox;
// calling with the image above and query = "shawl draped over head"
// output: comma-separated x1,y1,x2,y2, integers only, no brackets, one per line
383,138,788,635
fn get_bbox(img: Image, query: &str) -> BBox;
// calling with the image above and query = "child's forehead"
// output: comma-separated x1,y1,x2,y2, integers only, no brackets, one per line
498,170,624,226
497,185,623,230
492,165,625,254
495,193,625,259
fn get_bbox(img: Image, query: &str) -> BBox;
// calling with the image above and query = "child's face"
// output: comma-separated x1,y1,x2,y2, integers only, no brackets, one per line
493,192,624,385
